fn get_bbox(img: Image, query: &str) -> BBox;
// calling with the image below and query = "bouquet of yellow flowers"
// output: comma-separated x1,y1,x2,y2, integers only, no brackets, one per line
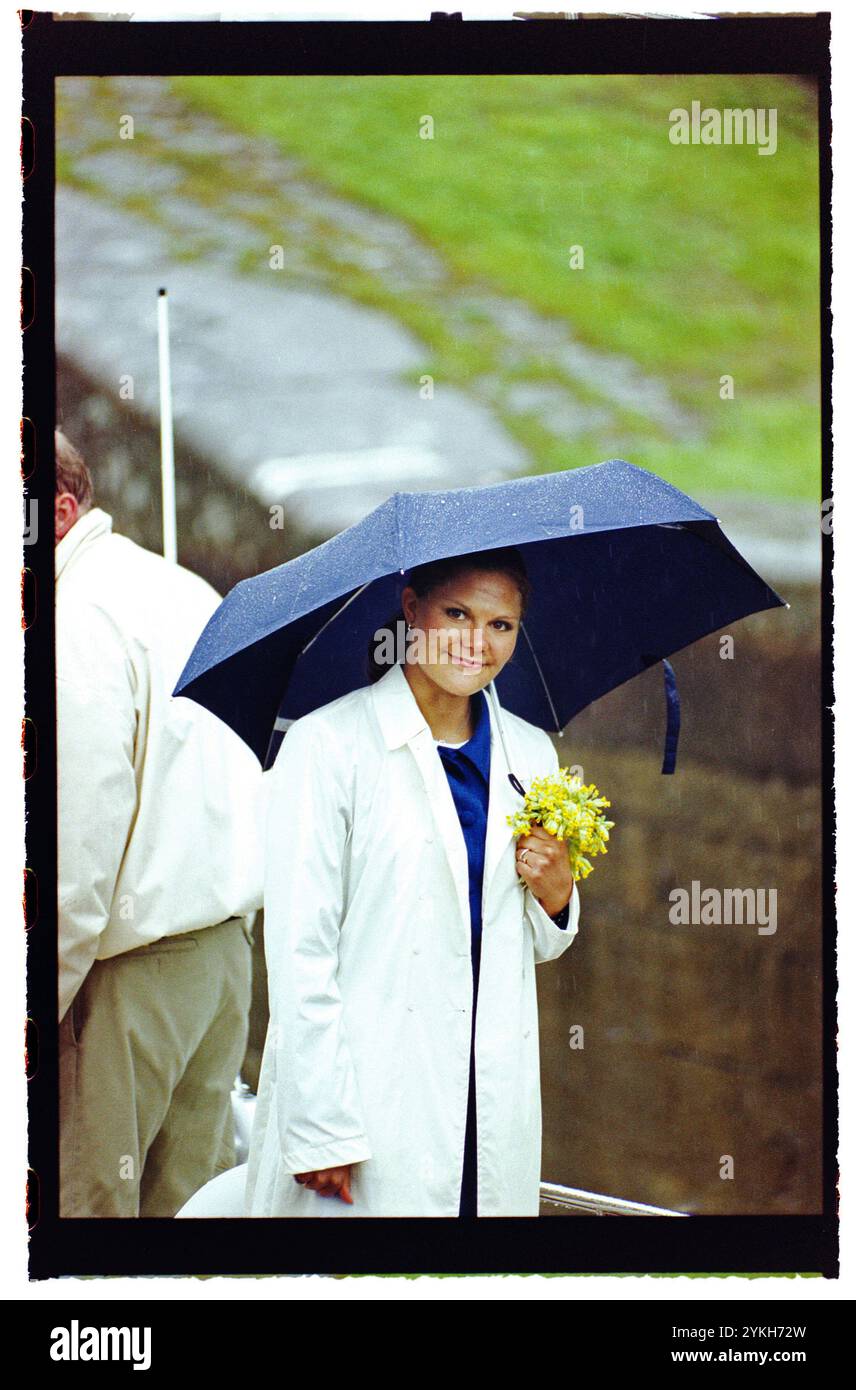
506,769,615,882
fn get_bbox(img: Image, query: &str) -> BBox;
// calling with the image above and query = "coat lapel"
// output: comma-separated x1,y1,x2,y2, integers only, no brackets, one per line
482,691,526,911
370,665,471,935
369,664,528,928
406,727,471,934
369,663,528,932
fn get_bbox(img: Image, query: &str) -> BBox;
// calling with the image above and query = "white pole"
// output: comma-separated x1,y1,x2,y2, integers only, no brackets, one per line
157,287,177,564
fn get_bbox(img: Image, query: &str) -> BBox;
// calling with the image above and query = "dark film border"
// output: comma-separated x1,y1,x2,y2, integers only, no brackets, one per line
23,9,836,1281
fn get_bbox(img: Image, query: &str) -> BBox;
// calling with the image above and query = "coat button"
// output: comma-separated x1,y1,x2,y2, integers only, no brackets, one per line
424,833,434,845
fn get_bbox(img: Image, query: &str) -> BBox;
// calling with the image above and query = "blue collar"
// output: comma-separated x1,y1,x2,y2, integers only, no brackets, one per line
436,689,491,787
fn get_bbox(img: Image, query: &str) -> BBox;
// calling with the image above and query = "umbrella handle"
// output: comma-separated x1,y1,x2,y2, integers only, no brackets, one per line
486,680,526,798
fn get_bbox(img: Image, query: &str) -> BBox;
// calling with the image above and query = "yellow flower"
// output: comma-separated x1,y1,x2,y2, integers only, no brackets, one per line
507,770,615,882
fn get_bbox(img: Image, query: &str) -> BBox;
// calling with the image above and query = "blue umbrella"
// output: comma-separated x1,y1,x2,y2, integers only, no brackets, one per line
173,459,786,775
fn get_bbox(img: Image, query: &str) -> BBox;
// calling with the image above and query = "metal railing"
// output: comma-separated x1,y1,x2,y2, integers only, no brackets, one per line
539,1181,688,1216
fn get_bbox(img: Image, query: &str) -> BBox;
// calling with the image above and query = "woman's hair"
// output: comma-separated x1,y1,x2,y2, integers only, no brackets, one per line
366,546,531,684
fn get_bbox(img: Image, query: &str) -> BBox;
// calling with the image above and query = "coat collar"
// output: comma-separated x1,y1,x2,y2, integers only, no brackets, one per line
370,663,524,927
55,506,113,583
369,660,432,750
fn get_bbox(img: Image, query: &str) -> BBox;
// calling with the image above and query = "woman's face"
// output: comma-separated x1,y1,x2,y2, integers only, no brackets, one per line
400,568,523,698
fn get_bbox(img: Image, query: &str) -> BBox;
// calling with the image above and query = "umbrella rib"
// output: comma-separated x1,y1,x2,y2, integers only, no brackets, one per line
520,620,562,734
298,581,373,657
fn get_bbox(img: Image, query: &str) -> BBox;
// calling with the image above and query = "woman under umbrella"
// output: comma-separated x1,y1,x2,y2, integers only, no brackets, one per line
245,546,580,1217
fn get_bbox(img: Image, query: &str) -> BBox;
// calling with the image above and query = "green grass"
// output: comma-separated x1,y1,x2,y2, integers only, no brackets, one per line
166,75,818,501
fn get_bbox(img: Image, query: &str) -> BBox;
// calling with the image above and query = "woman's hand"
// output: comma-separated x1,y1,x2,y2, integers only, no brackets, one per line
294,1165,354,1203
515,823,575,918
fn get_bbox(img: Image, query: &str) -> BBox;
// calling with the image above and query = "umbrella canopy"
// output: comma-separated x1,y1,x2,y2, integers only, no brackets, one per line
174,459,786,771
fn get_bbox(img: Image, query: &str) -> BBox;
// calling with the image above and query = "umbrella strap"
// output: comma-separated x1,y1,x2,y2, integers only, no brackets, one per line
661,658,681,775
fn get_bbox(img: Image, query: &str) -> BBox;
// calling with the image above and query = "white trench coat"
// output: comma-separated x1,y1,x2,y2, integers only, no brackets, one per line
245,660,581,1217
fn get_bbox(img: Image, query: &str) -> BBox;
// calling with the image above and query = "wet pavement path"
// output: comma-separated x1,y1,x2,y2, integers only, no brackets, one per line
56,76,819,578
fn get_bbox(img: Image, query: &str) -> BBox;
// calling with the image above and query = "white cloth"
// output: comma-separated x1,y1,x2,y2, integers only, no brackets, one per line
245,661,580,1217
55,507,268,1022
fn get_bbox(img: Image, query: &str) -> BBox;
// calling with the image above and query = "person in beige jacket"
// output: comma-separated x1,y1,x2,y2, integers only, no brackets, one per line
55,430,267,1217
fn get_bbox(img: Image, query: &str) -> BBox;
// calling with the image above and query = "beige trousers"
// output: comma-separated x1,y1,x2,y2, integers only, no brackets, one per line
59,915,253,1218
